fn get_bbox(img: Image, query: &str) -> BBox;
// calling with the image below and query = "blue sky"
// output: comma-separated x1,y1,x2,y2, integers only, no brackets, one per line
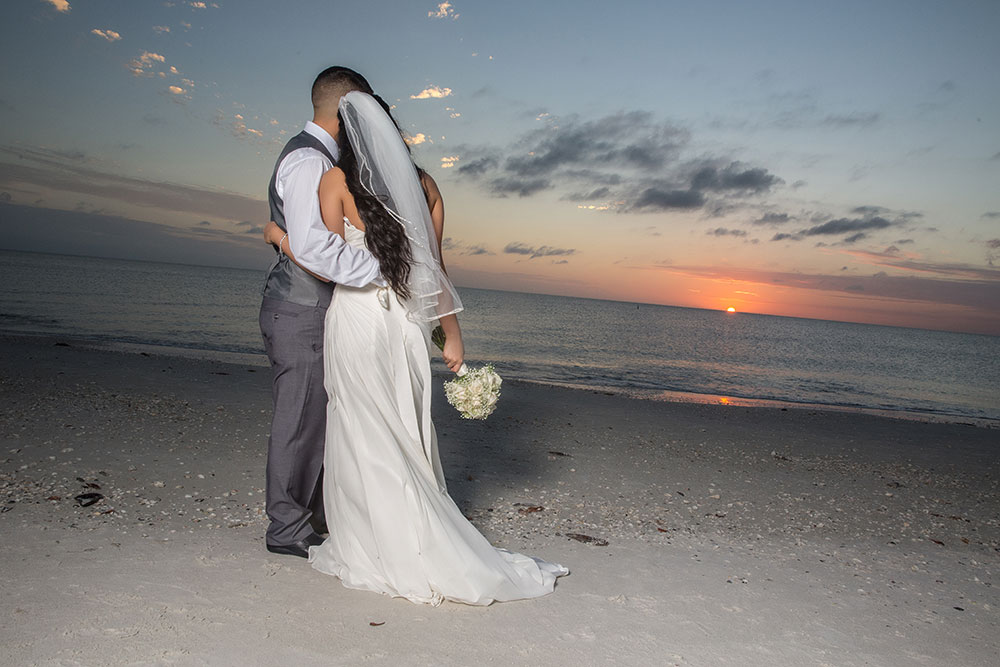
0,0,998,333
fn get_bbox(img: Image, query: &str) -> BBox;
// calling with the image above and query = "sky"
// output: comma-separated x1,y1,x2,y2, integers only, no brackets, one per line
0,0,998,335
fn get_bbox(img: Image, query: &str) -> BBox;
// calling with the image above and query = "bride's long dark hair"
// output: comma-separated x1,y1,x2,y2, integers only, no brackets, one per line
336,94,420,300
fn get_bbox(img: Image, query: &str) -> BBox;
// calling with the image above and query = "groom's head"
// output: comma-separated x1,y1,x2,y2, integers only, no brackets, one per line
312,66,373,125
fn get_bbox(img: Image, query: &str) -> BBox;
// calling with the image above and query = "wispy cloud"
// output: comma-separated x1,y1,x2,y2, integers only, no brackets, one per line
752,212,793,225
456,109,782,214
91,29,122,42
43,0,70,12
504,242,576,259
128,51,166,76
428,2,459,19
822,111,881,127
404,133,428,146
442,237,493,256
220,112,264,139
153,25,170,34
771,209,911,244
411,86,452,100
0,145,265,223
707,227,748,237
0,202,269,270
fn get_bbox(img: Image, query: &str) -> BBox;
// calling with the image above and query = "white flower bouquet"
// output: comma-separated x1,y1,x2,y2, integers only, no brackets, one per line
432,326,502,420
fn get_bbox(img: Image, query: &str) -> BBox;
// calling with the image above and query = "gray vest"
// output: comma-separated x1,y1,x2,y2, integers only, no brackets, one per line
261,131,336,307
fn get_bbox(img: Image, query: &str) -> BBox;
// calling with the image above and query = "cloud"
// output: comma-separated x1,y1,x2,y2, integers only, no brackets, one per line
690,162,779,193
0,145,265,223
197,220,211,226
190,1,207,8
43,0,70,12
91,29,122,42
987,239,1000,249
442,237,493,256
428,2,458,19
456,110,780,215
215,112,265,140
563,186,611,201
128,51,166,77
168,85,186,95
439,155,459,168
153,25,170,34
632,188,704,210
502,111,685,177
404,133,428,146
772,212,901,242
804,216,895,236
0,202,270,270
707,227,748,237
823,112,881,127
990,151,1000,161
982,211,1000,219
753,212,792,225
457,156,498,176
490,176,551,197
411,86,452,100
503,242,576,259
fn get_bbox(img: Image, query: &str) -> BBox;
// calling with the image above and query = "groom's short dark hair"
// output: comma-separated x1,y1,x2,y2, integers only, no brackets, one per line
312,66,373,109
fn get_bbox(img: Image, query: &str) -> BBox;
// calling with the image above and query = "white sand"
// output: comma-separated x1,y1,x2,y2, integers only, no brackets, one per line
1,336,997,666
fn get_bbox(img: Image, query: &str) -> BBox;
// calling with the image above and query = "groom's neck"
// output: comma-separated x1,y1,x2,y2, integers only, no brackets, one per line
312,114,339,140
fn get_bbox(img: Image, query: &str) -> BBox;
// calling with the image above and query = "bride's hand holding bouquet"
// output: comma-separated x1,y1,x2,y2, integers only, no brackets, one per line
432,325,502,420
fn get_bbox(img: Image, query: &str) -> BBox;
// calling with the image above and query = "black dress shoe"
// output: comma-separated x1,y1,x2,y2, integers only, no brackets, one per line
266,532,324,559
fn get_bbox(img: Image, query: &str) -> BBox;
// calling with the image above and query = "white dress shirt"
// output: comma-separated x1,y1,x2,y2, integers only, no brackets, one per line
276,121,384,287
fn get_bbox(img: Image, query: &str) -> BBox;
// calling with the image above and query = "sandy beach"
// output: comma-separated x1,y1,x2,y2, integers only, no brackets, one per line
1,335,997,666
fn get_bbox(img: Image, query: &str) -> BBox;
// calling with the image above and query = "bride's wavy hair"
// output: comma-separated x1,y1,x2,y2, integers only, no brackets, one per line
337,94,418,300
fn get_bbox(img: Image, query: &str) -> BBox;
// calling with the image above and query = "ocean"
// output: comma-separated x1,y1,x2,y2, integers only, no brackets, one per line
1,249,997,425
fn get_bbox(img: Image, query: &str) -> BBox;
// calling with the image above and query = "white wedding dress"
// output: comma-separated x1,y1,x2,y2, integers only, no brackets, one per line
308,221,568,605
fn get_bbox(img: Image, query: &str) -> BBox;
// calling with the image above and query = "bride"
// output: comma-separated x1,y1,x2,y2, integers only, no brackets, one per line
269,90,567,605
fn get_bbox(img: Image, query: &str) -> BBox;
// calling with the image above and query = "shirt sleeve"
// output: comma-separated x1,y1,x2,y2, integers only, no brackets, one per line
278,150,385,287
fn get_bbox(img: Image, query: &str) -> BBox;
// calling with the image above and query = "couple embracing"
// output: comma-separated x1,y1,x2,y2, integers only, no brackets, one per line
257,66,567,606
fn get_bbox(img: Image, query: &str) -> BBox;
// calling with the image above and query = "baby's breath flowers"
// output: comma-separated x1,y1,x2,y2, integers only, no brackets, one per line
432,326,502,420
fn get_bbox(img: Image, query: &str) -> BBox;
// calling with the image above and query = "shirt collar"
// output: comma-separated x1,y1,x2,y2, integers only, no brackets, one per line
303,121,340,162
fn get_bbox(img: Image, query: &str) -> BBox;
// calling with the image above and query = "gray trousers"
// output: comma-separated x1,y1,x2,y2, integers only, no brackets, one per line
259,296,328,546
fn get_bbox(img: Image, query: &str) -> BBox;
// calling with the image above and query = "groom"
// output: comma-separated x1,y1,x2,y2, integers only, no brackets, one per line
259,66,384,558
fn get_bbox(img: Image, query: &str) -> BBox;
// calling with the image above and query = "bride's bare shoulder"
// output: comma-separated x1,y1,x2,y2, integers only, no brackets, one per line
320,166,349,192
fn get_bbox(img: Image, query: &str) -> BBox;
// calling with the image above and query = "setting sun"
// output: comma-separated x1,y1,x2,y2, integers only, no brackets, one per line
726,307,736,313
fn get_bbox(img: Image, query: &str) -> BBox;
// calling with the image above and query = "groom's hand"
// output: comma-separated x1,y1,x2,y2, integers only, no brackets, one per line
263,220,283,246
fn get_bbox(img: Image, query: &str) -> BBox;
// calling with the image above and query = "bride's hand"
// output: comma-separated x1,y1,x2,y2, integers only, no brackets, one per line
263,220,283,246
442,334,464,374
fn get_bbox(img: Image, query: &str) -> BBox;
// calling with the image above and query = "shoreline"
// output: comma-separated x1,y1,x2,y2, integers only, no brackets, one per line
1,336,998,665
3,331,995,430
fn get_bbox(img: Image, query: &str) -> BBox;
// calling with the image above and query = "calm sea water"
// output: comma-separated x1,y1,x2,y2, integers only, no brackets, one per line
1,250,997,424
